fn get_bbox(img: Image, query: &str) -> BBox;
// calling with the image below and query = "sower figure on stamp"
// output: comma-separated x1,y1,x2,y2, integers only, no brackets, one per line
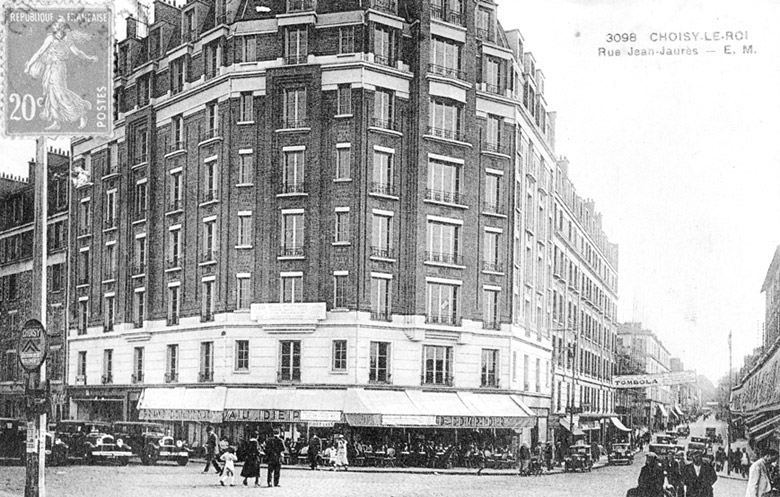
24,16,97,130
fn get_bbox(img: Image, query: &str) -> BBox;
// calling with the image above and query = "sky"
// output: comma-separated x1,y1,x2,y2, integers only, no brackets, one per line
0,0,778,384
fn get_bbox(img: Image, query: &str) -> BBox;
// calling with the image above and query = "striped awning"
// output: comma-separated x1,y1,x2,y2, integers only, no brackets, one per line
749,414,780,436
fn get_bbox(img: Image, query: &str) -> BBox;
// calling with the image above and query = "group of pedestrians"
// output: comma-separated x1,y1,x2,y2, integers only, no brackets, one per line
202,425,286,488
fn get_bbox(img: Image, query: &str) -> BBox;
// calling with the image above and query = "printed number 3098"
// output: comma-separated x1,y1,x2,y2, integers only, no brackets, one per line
8,93,44,121
606,33,636,42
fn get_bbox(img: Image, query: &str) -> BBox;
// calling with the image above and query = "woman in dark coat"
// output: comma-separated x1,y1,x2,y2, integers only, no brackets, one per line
241,437,261,486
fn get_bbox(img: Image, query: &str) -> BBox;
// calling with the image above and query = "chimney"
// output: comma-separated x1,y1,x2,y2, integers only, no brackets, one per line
126,14,138,39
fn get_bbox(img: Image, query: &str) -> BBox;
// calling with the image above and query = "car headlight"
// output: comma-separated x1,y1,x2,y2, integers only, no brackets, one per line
116,439,124,447
176,440,183,448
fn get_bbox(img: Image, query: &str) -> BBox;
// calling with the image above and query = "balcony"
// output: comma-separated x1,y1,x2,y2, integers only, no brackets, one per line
168,199,183,212
77,274,90,286
277,370,301,383
167,140,185,154
166,315,179,326
279,246,304,258
201,249,218,263
280,181,307,195
103,217,117,230
75,374,86,386
425,314,462,326
280,117,309,129
164,372,178,383
483,83,502,95
203,189,218,203
421,374,454,387
131,373,144,384
284,54,307,65
482,140,510,155
287,0,316,12
103,163,119,177
101,374,113,385
425,251,463,266
104,322,114,333
131,262,146,276
476,28,495,42
368,0,397,15
482,261,504,273
428,63,466,81
425,188,463,205
370,310,392,322
370,246,395,259
482,320,501,330
431,6,464,26
133,206,147,221
369,182,396,197
427,125,464,142
201,311,214,323
480,378,500,388
370,116,398,131
198,371,214,383
78,225,91,237
132,152,148,166
167,256,182,269
369,372,392,385
373,54,395,67
483,200,502,214
200,127,221,142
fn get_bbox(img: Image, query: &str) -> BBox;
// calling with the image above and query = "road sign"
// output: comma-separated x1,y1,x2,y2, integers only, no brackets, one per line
17,319,47,372
25,421,37,453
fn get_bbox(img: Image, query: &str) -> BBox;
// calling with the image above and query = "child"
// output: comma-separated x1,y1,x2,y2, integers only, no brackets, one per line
220,447,238,486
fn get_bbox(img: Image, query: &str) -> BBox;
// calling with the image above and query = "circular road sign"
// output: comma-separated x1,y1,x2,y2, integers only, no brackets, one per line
17,319,47,372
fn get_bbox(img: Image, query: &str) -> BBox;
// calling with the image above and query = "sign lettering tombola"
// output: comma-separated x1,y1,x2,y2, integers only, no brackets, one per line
612,371,697,389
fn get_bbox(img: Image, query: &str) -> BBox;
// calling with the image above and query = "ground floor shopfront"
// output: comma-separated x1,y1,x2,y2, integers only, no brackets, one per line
551,412,630,452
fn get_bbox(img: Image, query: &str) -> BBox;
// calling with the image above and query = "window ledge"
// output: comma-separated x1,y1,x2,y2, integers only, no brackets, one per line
198,260,218,267
165,209,184,216
370,256,396,263
101,279,116,284
423,199,468,210
331,308,350,313
423,134,473,148
333,178,352,183
330,370,349,375
132,218,147,225
164,149,187,159
165,267,182,273
482,270,505,276
236,121,255,125
235,245,253,249
368,192,399,201
236,183,254,187
277,256,305,261
334,114,353,119
482,211,507,219
332,242,351,247
199,200,220,207
275,127,312,133
424,261,465,270
368,126,403,138
233,370,251,374
276,192,309,198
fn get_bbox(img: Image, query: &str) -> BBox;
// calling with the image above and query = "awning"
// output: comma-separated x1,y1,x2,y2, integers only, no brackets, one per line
580,420,600,431
668,407,678,419
749,414,780,436
745,413,768,427
559,418,585,436
223,388,346,424
344,388,433,427
610,417,631,432
656,404,669,418
755,428,778,443
674,406,685,416
138,387,226,424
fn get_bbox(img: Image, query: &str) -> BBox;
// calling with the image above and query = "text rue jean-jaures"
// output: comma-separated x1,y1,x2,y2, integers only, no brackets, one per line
598,31,754,57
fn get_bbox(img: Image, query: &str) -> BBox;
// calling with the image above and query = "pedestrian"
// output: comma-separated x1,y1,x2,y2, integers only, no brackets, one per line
334,434,349,471
265,430,286,487
683,451,718,497
544,442,553,472
518,443,531,476
308,432,322,470
745,448,779,497
742,448,751,478
626,452,664,497
219,447,238,487
714,446,725,472
667,451,686,497
240,437,261,486
555,441,564,466
202,426,222,474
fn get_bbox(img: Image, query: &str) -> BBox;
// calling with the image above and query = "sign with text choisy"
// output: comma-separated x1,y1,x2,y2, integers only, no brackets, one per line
612,370,697,389
17,319,47,372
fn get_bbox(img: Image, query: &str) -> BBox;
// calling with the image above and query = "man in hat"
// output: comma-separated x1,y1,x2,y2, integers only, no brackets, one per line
628,452,665,497
202,426,221,474
683,450,718,497
265,430,286,487
307,432,322,470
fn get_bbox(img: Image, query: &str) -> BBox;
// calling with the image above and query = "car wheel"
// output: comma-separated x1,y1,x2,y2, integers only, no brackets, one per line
176,457,188,466
120,457,129,466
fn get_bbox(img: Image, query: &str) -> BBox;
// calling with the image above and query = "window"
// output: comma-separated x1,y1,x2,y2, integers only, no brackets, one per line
184,10,195,42
51,263,64,292
285,26,308,64
483,289,499,329
203,220,217,260
371,150,393,194
279,340,301,381
334,209,350,243
281,274,303,303
535,357,541,392
372,89,393,128
484,57,501,93
430,37,461,78
332,340,347,372
431,0,463,25
371,214,392,257
512,351,517,382
485,115,501,149
370,277,391,320
427,221,460,265
202,280,215,321
79,200,91,233
50,221,66,250
206,101,219,137
102,349,113,384
133,347,144,383
426,282,459,325
239,93,253,122
134,290,145,328
236,35,256,63
78,250,89,284
423,345,452,385
283,88,307,127
204,159,218,200
168,286,180,325
134,181,148,219
77,351,87,378
333,274,348,308
523,354,530,391
200,342,214,381
169,229,181,268
281,213,304,256
335,145,351,180
337,85,352,115
237,214,252,246
47,347,63,381
485,173,500,213
282,150,305,193
238,154,253,184
78,300,88,334
373,24,394,66
481,349,498,387
135,127,149,163
427,159,460,204
483,231,500,272
429,99,461,140
476,7,493,41
134,236,147,274
369,342,390,383
339,26,354,54
166,344,178,382
6,274,17,299
237,276,251,310
170,170,182,210
235,340,250,371
205,41,219,79
170,57,186,94
105,190,116,227
104,294,115,331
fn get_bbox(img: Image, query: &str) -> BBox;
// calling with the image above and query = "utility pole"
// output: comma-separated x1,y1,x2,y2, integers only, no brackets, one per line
727,330,732,476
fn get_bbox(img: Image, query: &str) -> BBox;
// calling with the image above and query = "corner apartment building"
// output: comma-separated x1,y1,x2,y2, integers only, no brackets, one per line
68,0,564,444
617,322,675,432
549,158,620,444
0,150,70,419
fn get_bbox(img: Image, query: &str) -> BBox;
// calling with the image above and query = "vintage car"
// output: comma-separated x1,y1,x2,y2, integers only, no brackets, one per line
664,431,679,444
676,425,690,438
655,435,676,445
705,427,718,442
141,433,191,466
608,443,634,465
55,420,113,462
686,441,713,463
83,433,132,465
0,418,25,464
112,422,165,458
564,444,593,472
648,443,679,463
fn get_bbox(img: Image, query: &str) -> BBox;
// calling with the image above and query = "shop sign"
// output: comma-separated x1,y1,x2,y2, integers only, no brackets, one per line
343,414,382,426
613,371,696,388
437,415,533,429
300,410,342,422
732,348,780,412
382,415,437,427
307,421,337,428
140,408,220,423
223,409,301,422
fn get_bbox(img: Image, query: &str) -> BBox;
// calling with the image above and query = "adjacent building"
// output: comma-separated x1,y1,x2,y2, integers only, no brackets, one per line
0,150,70,419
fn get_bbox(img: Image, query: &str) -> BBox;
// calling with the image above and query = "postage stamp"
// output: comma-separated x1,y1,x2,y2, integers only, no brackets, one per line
1,0,113,137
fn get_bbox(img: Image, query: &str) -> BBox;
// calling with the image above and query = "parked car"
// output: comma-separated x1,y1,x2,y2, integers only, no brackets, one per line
141,433,191,466
608,443,634,465
705,427,717,442
55,420,113,462
686,441,713,463
676,425,690,438
664,431,679,444
0,418,25,465
655,435,676,445
83,433,132,465
564,444,593,472
112,422,165,458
